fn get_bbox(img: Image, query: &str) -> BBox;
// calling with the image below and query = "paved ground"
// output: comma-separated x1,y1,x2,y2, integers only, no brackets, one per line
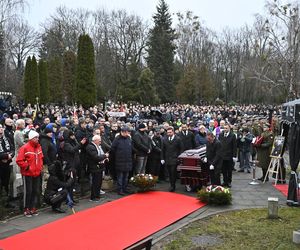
0,168,288,248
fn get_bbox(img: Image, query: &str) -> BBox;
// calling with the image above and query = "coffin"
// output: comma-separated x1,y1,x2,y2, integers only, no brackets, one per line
177,146,209,187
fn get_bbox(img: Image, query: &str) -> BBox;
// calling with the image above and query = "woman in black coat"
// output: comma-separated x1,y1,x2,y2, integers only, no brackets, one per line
62,129,86,200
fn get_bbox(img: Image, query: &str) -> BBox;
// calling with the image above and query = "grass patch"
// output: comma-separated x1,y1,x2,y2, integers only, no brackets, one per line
161,208,300,250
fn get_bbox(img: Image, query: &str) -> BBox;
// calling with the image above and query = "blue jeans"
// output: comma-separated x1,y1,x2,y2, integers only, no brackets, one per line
135,156,148,174
240,151,250,171
116,171,129,193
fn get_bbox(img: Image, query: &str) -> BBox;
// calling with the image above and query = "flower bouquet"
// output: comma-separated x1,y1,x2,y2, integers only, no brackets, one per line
130,174,158,192
197,185,232,205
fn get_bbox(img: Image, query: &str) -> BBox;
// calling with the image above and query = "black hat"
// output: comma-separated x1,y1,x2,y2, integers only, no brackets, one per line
121,126,130,132
138,123,146,129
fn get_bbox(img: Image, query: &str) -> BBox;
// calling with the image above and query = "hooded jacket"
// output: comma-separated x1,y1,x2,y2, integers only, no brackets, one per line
16,140,43,177
62,130,81,170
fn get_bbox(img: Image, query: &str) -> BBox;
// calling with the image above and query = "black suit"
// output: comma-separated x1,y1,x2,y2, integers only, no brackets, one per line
86,143,107,200
206,138,223,185
219,132,237,186
161,135,183,190
178,130,196,150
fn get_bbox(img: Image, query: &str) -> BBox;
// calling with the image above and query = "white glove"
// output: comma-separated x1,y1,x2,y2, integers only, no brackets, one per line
161,160,165,165
233,157,238,162
209,165,214,170
203,157,207,163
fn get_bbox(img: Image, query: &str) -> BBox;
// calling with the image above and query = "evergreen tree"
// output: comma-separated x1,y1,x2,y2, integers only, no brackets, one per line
23,56,32,104
138,68,159,105
76,34,96,107
38,59,50,104
48,57,63,103
147,0,176,103
31,56,40,102
63,50,77,103
23,56,40,104
176,65,197,104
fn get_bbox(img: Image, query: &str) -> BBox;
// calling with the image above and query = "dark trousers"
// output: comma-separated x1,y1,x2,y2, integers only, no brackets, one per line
0,164,11,195
90,171,102,200
116,171,129,193
209,170,221,185
23,175,40,209
222,160,233,185
166,164,177,189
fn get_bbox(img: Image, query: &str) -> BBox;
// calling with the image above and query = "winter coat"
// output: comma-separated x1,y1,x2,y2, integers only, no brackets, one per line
86,143,107,173
16,140,43,177
195,132,207,147
39,133,57,165
0,135,14,166
237,133,253,153
132,130,152,156
111,135,133,172
256,131,274,170
44,162,73,200
62,130,81,170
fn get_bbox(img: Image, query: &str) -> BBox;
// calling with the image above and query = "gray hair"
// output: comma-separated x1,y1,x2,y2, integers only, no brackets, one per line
92,135,101,142
15,119,25,127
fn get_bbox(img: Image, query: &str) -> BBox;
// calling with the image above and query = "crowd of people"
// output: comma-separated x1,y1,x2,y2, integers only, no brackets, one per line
0,101,284,217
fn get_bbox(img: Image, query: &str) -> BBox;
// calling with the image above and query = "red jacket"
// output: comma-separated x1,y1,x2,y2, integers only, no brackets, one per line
16,140,44,177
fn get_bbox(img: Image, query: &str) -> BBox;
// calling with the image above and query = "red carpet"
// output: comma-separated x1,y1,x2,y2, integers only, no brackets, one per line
0,191,205,250
273,184,288,197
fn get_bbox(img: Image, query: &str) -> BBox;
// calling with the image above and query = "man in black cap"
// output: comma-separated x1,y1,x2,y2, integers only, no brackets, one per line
132,123,152,174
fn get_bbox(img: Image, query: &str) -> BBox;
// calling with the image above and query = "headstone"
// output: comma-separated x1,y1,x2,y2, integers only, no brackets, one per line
293,230,300,244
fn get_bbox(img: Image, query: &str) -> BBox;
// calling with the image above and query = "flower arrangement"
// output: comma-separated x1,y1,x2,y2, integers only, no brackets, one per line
197,185,232,205
130,174,158,192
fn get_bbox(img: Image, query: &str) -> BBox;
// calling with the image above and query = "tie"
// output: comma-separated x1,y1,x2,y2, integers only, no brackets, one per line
169,137,171,142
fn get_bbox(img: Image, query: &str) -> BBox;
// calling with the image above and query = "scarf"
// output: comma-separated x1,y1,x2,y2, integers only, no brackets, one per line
0,135,11,153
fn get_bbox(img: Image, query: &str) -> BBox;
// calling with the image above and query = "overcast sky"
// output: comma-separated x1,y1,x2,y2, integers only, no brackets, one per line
24,0,269,32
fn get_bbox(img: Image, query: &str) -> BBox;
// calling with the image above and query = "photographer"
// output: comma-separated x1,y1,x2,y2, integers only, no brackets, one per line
237,128,253,173
44,161,74,213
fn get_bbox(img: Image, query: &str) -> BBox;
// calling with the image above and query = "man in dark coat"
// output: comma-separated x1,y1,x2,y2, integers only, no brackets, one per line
110,126,133,195
132,123,152,174
219,124,237,187
0,123,14,205
86,135,109,201
161,126,184,192
178,123,196,150
206,132,223,185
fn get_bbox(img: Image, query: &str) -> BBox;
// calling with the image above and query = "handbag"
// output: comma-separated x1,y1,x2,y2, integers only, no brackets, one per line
49,189,66,204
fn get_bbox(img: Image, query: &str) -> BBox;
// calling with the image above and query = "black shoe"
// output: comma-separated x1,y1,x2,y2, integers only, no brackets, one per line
232,168,237,172
247,170,251,173
124,190,132,194
53,208,66,213
118,191,125,196
168,187,175,192
238,169,244,173
227,183,232,188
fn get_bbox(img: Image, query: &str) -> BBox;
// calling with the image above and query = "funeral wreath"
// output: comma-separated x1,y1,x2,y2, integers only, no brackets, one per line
130,174,158,192
197,185,232,205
